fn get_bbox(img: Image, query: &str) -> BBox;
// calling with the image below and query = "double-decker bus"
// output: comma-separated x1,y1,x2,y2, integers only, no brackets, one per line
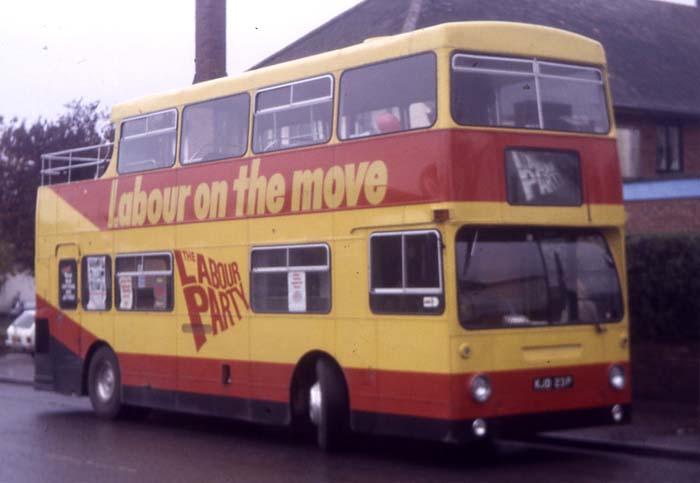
34,21,630,450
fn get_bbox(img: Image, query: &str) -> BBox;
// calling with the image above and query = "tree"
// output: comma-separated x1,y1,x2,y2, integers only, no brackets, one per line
0,100,112,276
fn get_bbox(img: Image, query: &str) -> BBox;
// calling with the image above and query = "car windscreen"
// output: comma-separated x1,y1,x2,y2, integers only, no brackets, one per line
12,311,35,329
456,227,623,329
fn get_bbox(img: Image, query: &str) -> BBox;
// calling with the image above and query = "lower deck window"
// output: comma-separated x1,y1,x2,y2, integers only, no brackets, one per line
369,230,444,314
250,244,330,313
115,253,173,311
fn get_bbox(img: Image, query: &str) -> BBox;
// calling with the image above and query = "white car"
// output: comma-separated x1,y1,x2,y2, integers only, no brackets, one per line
4,309,36,354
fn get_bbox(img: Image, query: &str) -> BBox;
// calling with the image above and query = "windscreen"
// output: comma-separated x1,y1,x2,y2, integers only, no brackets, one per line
456,227,623,329
451,54,610,134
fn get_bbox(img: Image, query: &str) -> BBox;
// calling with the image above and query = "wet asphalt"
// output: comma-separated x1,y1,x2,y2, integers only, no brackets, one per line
1,382,699,483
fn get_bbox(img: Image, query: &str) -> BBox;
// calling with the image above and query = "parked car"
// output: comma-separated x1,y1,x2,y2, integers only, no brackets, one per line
4,309,35,354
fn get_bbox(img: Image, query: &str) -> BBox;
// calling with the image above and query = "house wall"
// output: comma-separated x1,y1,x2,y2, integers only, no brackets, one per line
616,114,700,178
625,198,700,235
616,113,700,235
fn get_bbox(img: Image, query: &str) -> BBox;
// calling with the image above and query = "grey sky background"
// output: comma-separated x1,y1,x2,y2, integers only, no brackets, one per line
0,0,361,122
1,0,695,122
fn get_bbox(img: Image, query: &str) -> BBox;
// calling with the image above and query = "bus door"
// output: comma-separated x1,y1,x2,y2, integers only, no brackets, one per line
53,243,83,393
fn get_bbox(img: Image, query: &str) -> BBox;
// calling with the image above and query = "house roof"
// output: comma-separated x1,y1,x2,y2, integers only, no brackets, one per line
252,0,700,118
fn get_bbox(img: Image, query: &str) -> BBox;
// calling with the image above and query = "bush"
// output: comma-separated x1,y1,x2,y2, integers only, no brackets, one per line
626,234,700,341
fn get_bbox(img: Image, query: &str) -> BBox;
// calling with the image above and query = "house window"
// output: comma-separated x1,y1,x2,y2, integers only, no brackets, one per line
617,126,641,178
656,124,682,173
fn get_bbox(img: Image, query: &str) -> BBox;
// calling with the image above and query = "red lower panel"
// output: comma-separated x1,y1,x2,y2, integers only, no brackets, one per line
38,297,630,421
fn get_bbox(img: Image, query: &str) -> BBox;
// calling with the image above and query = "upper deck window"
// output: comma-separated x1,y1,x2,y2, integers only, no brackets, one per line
339,53,436,140
451,54,609,134
181,93,250,164
252,75,333,153
118,109,177,173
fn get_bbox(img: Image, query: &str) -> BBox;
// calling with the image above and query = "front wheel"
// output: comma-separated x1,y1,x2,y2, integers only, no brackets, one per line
309,358,349,451
88,346,124,419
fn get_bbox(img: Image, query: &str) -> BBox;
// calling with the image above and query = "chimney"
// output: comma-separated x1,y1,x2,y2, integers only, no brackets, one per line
193,0,227,84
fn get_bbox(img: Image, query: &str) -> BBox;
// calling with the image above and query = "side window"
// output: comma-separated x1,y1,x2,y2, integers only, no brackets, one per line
369,230,443,314
252,75,333,153
250,244,330,313
115,253,173,311
81,255,112,311
118,109,177,173
339,53,437,140
58,259,78,310
181,93,250,164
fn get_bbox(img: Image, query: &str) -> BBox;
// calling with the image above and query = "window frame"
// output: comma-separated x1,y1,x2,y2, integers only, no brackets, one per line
368,229,444,315
58,259,78,311
114,251,174,312
81,254,112,311
454,226,624,331
117,108,178,174
249,243,331,314
656,124,683,173
337,51,438,142
450,52,611,135
180,92,251,165
252,74,334,154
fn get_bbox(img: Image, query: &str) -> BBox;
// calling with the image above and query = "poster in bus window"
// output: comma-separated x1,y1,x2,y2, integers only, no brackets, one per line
86,256,106,310
288,271,306,312
153,276,167,310
119,275,133,310
59,260,77,309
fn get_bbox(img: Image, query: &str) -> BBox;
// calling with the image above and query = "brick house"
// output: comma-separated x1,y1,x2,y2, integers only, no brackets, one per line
253,0,700,235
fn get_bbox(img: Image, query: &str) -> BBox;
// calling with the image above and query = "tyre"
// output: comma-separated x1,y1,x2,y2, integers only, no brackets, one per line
309,358,349,451
87,346,124,420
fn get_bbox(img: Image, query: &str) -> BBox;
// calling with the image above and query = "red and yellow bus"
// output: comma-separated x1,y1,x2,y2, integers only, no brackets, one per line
35,21,630,449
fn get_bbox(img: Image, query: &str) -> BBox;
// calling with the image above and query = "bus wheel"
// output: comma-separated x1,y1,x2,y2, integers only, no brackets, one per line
309,358,349,451
88,346,123,420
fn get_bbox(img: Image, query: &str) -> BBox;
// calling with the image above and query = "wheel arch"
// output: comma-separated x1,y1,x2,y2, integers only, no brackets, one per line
289,350,349,423
81,340,113,396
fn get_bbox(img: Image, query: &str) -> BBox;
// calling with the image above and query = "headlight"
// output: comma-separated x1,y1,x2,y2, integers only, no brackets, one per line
609,364,626,391
470,374,492,403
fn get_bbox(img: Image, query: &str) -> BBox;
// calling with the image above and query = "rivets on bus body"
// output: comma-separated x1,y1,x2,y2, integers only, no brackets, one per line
459,343,471,359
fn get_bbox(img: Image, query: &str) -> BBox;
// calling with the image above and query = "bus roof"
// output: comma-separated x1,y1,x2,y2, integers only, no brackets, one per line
111,21,606,122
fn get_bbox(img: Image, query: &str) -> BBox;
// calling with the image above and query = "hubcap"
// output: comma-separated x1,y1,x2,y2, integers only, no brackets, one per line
96,361,115,402
309,381,322,426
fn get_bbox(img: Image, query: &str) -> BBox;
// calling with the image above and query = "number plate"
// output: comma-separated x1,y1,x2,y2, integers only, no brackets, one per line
533,375,574,391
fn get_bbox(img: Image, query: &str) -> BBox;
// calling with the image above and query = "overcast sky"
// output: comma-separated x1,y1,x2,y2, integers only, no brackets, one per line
0,0,362,122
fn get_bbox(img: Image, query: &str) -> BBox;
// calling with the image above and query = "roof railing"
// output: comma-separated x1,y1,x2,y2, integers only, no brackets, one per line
40,142,113,186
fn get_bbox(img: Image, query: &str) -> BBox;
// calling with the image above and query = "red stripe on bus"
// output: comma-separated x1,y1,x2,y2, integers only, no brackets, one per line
50,129,622,231
38,298,629,420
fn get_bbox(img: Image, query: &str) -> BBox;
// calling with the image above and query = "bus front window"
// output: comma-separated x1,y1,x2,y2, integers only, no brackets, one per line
456,227,623,329
451,54,610,134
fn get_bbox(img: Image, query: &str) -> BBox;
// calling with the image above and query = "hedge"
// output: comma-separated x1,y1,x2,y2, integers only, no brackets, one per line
626,234,700,341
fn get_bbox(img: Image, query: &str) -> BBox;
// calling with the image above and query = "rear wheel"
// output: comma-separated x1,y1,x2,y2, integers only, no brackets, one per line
309,358,349,451
88,346,123,419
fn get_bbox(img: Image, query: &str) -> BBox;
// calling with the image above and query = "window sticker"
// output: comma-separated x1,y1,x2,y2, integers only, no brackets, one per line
119,275,133,310
287,271,307,312
86,256,107,310
153,276,167,310
60,261,77,307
